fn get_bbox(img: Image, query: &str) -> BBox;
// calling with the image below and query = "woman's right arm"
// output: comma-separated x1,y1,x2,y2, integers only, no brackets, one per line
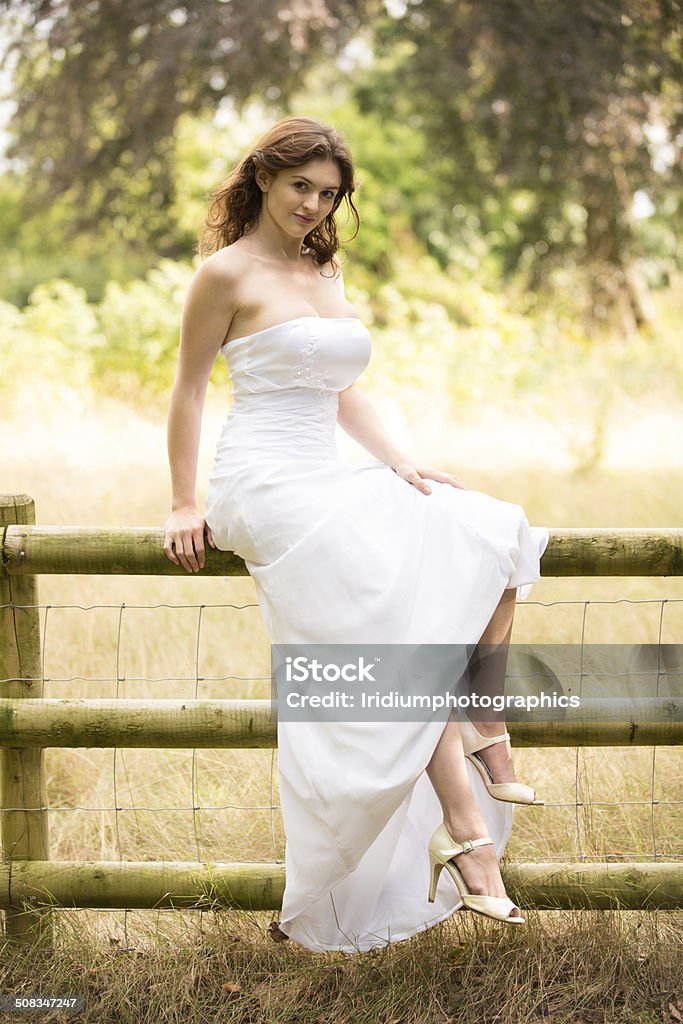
163,256,237,573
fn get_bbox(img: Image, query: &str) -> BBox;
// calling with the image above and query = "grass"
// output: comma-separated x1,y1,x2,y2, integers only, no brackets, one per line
1,376,682,1022
2,910,681,1023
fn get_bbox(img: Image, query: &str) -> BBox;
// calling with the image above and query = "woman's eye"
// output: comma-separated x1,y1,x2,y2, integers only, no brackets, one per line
294,182,335,199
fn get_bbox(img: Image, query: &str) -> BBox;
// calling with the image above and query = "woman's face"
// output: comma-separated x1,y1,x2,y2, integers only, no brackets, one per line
257,157,342,237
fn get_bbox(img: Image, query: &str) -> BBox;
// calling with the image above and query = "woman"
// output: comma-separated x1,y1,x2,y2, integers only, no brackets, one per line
163,115,549,953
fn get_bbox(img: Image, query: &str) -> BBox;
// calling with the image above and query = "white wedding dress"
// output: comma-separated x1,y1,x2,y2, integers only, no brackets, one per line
204,297,549,954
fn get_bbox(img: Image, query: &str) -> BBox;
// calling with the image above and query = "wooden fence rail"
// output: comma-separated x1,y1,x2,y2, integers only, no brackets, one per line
3,521,683,576
2,493,683,949
2,861,681,914
0,698,681,748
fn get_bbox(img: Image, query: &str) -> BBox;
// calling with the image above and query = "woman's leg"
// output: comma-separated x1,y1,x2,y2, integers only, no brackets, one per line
425,715,511,899
463,586,518,785
424,588,519,900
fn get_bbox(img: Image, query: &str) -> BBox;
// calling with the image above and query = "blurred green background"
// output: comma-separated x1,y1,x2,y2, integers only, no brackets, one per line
1,0,682,484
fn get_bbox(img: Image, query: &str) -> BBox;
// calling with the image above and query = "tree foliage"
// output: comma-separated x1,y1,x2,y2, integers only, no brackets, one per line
2,0,683,334
2,0,375,250
353,0,683,330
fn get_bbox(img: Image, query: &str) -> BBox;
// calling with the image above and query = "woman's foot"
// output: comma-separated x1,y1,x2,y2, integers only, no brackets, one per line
468,722,517,785
442,818,511,903
459,718,543,806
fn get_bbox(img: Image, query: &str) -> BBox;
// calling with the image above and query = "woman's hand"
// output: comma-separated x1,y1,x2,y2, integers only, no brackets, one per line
163,506,217,573
392,461,467,495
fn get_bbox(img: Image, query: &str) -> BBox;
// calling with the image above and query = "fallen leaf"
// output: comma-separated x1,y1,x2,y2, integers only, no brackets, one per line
449,943,468,958
268,921,290,943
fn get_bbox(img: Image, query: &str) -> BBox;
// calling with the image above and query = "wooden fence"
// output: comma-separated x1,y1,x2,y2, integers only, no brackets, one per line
1,493,682,949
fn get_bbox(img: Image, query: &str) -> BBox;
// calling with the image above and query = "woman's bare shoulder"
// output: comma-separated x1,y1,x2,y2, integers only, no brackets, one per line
319,252,345,281
185,246,252,324
194,244,251,286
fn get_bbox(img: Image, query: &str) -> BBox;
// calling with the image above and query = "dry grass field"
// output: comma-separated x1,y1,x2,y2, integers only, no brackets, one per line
1,376,682,1023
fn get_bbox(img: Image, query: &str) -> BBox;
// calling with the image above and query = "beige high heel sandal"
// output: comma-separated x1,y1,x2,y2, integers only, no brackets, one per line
459,718,543,805
427,822,524,924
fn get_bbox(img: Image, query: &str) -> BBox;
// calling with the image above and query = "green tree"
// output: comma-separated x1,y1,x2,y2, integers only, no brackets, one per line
1,0,376,252
353,0,683,335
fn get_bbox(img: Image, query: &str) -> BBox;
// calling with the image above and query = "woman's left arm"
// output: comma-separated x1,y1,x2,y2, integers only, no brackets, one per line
337,383,466,494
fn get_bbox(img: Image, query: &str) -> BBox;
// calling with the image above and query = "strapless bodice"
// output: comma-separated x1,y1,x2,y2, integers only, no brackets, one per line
215,316,372,458
221,315,371,395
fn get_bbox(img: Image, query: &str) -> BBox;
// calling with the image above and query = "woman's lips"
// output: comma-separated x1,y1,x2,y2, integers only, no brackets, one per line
294,214,315,224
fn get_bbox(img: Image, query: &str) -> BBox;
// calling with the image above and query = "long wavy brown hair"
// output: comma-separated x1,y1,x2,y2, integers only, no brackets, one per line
197,116,360,272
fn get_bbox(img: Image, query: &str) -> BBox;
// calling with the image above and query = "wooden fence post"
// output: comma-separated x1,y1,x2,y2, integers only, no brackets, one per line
0,494,52,948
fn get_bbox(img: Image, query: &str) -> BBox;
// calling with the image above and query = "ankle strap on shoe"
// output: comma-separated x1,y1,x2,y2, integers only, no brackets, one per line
458,837,493,854
440,834,493,857
471,730,511,752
